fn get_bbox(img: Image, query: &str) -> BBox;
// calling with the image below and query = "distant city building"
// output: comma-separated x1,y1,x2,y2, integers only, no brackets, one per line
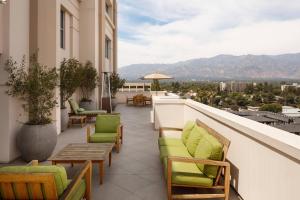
219,82,226,91
281,83,300,91
119,82,151,92
247,106,260,112
282,106,300,117
229,110,299,135
219,81,253,93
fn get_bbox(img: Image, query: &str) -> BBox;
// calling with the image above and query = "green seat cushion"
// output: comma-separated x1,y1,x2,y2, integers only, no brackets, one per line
68,99,80,114
186,126,208,156
80,110,106,115
194,134,223,178
0,165,68,197
95,115,120,133
66,179,86,200
181,121,195,145
77,108,85,112
163,158,213,187
158,138,185,147
90,133,117,143
159,146,192,160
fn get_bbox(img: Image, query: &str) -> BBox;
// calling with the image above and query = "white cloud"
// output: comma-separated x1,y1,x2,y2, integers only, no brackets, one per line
118,0,300,67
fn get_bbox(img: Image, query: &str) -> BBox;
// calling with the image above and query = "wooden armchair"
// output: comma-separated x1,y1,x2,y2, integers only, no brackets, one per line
87,114,123,153
0,160,92,200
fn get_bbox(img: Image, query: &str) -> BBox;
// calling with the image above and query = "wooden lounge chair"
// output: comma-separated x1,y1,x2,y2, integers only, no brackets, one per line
68,99,106,118
0,160,92,200
158,119,231,200
87,114,123,153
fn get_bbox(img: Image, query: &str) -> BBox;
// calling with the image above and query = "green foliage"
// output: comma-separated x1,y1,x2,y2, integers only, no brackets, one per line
110,72,125,98
5,55,58,125
260,103,282,113
60,58,81,108
171,82,181,93
151,79,161,91
78,61,98,102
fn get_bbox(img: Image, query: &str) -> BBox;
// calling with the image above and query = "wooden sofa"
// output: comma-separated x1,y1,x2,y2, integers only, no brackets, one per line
0,160,92,200
158,119,231,200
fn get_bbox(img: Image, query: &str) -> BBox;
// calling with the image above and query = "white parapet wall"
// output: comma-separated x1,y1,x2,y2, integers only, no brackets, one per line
153,98,300,200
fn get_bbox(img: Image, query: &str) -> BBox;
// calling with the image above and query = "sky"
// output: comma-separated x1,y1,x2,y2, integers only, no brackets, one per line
118,0,300,67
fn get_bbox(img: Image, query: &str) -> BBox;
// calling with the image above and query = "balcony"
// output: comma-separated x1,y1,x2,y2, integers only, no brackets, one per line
1,99,299,199
153,97,300,200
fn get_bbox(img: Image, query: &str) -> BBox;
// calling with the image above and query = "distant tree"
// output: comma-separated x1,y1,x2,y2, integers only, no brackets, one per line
252,94,262,104
244,84,254,94
285,93,296,105
171,81,181,93
151,80,161,91
236,95,249,107
260,103,282,113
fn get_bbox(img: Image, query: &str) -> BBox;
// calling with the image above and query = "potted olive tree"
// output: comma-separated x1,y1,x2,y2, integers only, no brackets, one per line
60,58,81,131
110,72,125,110
5,55,58,162
78,61,99,110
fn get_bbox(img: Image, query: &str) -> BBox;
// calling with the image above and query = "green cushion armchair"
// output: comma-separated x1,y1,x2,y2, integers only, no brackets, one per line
87,114,123,153
0,160,92,200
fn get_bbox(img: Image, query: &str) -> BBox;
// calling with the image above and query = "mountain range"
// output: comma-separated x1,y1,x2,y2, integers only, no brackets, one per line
119,53,300,81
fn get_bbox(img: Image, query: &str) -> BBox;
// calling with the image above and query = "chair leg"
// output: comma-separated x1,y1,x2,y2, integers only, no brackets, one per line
224,165,231,200
116,144,120,153
167,184,172,200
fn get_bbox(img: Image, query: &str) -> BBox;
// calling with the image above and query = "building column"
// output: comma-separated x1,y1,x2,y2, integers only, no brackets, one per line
36,0,61,134
0,0,30,163
79,0,100,108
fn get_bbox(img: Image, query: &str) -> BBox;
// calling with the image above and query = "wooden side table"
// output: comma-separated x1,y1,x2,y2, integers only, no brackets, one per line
68,115,87,128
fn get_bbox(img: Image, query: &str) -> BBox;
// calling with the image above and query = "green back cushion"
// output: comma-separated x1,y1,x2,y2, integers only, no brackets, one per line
0,165,68,197
95,114,120,133
181,121,195,145
186,126,208,156
194,134,223,178
69,99,79,114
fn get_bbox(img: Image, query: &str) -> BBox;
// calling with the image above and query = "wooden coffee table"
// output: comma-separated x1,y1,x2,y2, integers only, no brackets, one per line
49,143,114,185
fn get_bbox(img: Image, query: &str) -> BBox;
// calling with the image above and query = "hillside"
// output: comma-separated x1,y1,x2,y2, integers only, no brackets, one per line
119,53,300,81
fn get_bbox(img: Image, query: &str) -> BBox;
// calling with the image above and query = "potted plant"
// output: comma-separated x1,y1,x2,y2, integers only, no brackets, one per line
110,72,125,110
5,54,58,162
60,58,81,131
78,61,98,110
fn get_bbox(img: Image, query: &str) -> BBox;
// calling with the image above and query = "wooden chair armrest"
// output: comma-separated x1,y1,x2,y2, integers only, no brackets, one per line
27,160,39,166
159,127,183,137
59,161,92,200
166,157,231,198
168,156,230,167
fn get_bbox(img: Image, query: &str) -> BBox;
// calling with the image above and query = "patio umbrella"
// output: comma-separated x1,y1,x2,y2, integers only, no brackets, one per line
141,72,173,95
141,72,173,80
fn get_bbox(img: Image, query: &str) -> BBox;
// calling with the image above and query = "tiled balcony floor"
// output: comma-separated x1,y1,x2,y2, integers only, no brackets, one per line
1,104,241,200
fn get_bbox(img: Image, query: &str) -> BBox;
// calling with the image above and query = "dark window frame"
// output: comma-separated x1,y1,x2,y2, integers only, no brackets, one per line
60,9,65,49
105,36,111,59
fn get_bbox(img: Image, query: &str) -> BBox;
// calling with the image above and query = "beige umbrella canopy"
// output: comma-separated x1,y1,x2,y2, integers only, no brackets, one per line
141,72,173,80
141,72,173,95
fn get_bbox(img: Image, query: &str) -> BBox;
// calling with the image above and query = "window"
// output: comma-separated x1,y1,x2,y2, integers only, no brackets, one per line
60,10,65,49
105,36,111,59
